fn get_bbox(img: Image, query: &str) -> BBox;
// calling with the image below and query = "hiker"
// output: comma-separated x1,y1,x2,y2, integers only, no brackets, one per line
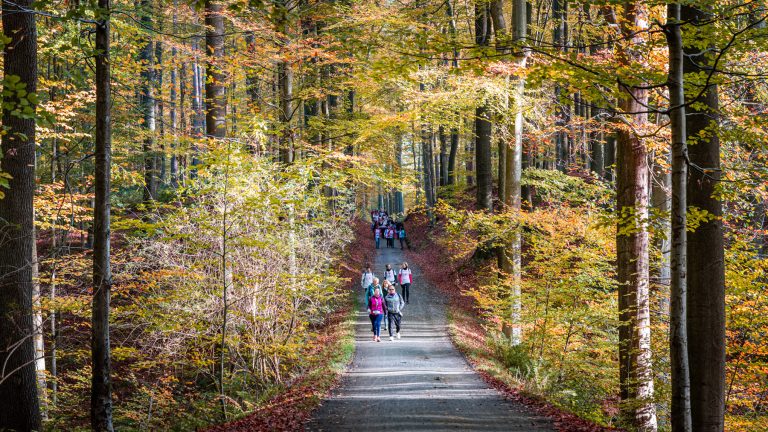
374,226,381,249
380,280,393,331
398,262,412,303
361,265,374,290
383,264,396,287
365,277,382,306
386,225,395,248
367,287,386,342
398,226,409,250
384,284,405,341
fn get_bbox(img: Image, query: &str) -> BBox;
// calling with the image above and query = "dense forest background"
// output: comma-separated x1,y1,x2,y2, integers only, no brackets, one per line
0,0,766,431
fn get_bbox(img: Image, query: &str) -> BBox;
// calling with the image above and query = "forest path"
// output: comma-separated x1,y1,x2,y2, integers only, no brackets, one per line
306,240,554,431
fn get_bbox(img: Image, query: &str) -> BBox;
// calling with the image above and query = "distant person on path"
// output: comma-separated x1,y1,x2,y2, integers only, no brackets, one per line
374,226,381,249
398,227,409,250
367,287,386,342
398,262,412,303
361,265,374,291
385,225,394,248
383,264,396,287
384,284,405,341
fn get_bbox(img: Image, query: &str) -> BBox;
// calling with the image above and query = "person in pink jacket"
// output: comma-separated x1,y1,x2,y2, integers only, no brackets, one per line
367,288,387,342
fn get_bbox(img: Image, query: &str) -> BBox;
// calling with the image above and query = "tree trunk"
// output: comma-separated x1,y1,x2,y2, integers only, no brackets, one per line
276,0,294,163
681,5,726,431
612,3,657,430
665,4,691,430
205,0,226,139
140,0,157,201
32,227,48,419
169,5,179,187
475,0,492,211
0,0,42,428
91,0,115,429
553,0,568,171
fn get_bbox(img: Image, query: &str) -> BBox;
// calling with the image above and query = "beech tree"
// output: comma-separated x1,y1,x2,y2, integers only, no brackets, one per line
0,0,42,429
91,0,115,429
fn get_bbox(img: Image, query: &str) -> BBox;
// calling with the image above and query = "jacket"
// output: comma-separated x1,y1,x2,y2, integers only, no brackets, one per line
384,292,405,314
368,295,386,316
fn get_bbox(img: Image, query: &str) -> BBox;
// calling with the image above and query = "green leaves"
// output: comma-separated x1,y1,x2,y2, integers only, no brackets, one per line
2,75,39,120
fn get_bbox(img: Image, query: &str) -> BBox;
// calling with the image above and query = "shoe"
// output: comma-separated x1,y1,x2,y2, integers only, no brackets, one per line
389,336,394,341
376,337,381,342
373,335,376,341
396,333,401,339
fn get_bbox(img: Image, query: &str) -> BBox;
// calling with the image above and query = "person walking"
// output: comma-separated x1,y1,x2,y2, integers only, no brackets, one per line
380,280,393,331
367,287,386,342
361,265,374,291
398,262,412,303
374,226,381,249
384,284,405,341
386,225,395,248
367,278,388,331
383,264,396,287
398,226,409,250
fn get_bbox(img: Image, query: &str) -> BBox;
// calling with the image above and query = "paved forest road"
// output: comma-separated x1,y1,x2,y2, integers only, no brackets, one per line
306,242,554,431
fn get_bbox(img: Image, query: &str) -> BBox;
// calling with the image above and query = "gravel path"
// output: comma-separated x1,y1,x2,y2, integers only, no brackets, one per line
306,242,554,431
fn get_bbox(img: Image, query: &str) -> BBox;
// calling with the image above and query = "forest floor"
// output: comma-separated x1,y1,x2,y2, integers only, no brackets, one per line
306,235,554,431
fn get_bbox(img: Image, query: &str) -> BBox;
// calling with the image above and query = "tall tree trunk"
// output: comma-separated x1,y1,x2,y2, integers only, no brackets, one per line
475,0,492,211
665,4,691,430
31,227,48,419
553,0,568,171
91,0,115,429
276,0,294,163
140,0,157,201
612,3,657,430
205,0,226,139
446,0,460,187
0,0,42,429
169,6,179,187
681,5,726,431
439,126,449,187
156,39,166,183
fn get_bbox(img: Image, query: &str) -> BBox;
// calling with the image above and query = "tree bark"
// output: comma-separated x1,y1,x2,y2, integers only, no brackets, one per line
681,5,726,431
475,0,492,211
612,3,657,430
665,4,692,431
140,0,157,201
91,0,115,429
0,1,42,428
205,0,226,140
276,0,294,163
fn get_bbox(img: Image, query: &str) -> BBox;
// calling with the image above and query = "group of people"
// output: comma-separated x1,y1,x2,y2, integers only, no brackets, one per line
361,262,414,342
370,209,410,250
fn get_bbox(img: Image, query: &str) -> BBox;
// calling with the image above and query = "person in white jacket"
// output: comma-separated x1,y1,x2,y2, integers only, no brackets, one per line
398,262,413,303
361,264,374,290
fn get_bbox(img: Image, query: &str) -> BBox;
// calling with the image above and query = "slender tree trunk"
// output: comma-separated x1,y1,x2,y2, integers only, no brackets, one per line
169,6,179,187
205,0,226,139
0,0,42,429
612,3,657,430
155,40,166,183
553,0,568,171
681,5,726,431
665,5,691,430
276,0,294,163
91,0,115,429
475,0,492,211
31,227,48,418
140,0,157,201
